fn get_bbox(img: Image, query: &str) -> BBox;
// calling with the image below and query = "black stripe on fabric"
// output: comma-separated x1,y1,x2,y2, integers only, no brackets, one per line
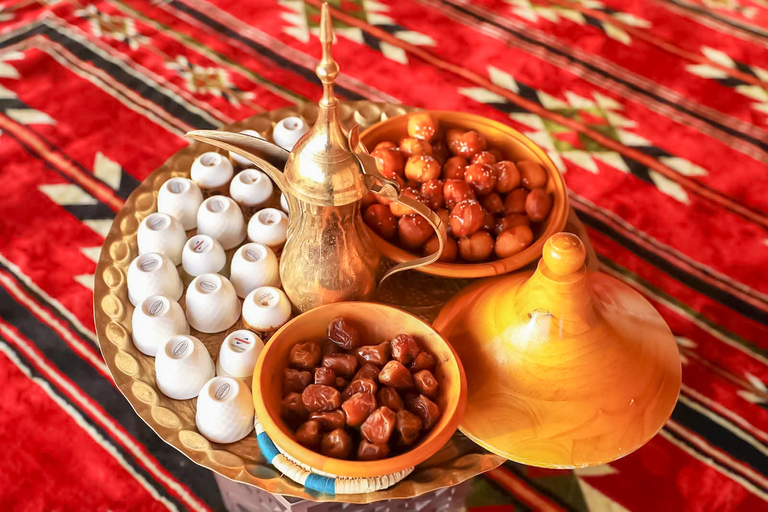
0,334,191,512
672,400,768,478
577,210,768,326
663,426,768,492
664,0,768,40
168,0,366,101
440,0,768,153
0,23,218,130
0,287,226,511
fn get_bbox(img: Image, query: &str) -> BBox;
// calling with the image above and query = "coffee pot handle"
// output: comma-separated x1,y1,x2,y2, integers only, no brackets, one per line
347,125,447,282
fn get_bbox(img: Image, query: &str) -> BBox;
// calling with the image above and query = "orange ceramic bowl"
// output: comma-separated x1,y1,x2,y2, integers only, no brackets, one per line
360,111,569,278
252,302,467,478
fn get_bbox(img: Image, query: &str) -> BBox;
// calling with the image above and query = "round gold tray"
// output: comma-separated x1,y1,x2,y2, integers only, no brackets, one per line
94,101,595,503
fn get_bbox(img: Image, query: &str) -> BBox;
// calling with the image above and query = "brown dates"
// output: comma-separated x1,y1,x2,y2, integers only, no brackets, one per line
321,429,352,459
408,394,441,430
353,363,381,382
321,354,358,378
379,360,414,391
361,407,396,444
301,384,341,413
341,378,377,401
283,368,312,395
280,393,308,423
310,410,346,430
390,334,421,365
295,420,322,449
378,387,404,412
356,342,390,367
357,440,390,461
413,370,439,399
410,352,436,372
314,367,336,386
341,392,377,427
289,341,321,370
327,317,362,350
396,409,423,446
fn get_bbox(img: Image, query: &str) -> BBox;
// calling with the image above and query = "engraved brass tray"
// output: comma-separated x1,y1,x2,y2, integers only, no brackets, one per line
94,101,594,503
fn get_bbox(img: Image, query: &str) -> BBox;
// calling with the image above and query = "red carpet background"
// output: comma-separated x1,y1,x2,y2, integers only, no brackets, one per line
0,0,766,510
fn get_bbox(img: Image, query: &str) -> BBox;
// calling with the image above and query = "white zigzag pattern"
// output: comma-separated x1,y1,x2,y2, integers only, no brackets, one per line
461,66,706,204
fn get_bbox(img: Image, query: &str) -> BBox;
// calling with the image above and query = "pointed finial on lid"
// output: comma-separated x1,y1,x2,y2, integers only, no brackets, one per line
316,2,339,107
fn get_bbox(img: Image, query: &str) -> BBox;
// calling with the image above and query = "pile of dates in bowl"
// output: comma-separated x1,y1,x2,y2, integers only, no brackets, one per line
280,317,442,461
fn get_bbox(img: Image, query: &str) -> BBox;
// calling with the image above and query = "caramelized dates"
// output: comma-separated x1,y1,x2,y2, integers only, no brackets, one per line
321,429,352,459
327,317,361,350
301,384,341,413
361,407,397,444
289,341,321,370
342,392,377,427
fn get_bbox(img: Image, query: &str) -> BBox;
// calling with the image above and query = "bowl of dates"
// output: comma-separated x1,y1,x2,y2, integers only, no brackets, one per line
360,111,568,278
252,302,466,478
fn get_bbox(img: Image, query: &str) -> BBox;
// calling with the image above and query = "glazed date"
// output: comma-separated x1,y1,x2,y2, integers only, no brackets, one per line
407,113,439,142
424,235,458,263
480,192,505,215
327,317,362,350
495,225,534,259
495,161,521,193
504,188,528,215
413,370,439,399
361,407,397,444
518,160,548,190
310,410,346,431
472,151,497,166
321,354,358,378
443,180,476,210
396,409,423,446
390,334,421,365
398,215,433,250
399,137,432,157
494,214,530,236
374,141,397,151
442,156,467,181
280,392,308,423
525,189,552,222
357,440,390,461
321,428,352,459
295,420,322,450
363,204,397,239
341,392,377,427
323,340,341,356
283,368,312,395
377,387,404,412
405,155,441,183
356,342,390,367
314,367,336,386
336,377,349,389
353,362,382,382
301,384,341,413
371,147,405,178
379,360,415,391
389,188,426,217
449,200,484,238
458,231,495,262
410,352,436,373
408,394,441,430
289,340,322,370
464,163,497,196
421,179,445,210
448,130,486,158
342,378,378,401
431,141,449,166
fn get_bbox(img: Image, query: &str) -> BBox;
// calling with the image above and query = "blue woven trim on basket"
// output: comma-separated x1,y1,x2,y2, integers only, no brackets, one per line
257,431,279,463
305,473,336,495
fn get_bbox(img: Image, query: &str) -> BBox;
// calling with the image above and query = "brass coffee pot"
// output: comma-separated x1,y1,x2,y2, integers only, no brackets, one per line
186,3,446,312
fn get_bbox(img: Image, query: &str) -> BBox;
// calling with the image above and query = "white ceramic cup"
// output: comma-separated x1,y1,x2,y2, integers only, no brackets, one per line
196,376,254,444
137,213,186,266
155,335,215,400
127,252,183,307
185,273,240,333
247,208,289,249
229,169,274,208
197,196,246,250
230,243,280,299
182,234,226,277
191,152,234,190
230,130,265,168
279,192,290,214
131,294,190,357
216,329,263,379
157,178,203,231
272,116,309,151
242,286,291,333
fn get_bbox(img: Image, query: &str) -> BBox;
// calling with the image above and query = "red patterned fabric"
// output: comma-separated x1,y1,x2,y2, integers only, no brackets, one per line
0,0,766,510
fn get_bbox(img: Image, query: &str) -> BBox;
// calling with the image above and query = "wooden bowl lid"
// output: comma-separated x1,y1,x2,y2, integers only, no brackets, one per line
433,233,681,468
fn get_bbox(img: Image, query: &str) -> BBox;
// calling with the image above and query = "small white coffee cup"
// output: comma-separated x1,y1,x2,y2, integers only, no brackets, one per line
247,208,289,249
196,376,254,443
242,286,291,333
229,169,274,209
229,243,280,299
131,294,189,357
155,335,215,400
182,234,226,277
185,273,240,333
272,116,309,151
127,252,183,307
197,196,246,250
229,130,265,168
191,152,234,191
216,329,263,379
157,178,203,231
137,213,186,266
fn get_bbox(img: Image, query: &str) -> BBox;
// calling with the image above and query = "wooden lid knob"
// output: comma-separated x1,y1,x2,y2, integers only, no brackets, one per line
542,233,586,276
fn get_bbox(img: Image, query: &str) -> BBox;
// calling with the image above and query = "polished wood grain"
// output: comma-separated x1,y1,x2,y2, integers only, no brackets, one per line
360,111,569,278
252,302,467,478
433,233,681,468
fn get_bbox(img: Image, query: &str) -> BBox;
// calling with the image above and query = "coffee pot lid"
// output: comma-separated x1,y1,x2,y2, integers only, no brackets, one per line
433,233,682,468
282,3,368,207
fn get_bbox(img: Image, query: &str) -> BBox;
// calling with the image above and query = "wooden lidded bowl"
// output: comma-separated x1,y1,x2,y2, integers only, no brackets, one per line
252,302,467,478
360,111,569,278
